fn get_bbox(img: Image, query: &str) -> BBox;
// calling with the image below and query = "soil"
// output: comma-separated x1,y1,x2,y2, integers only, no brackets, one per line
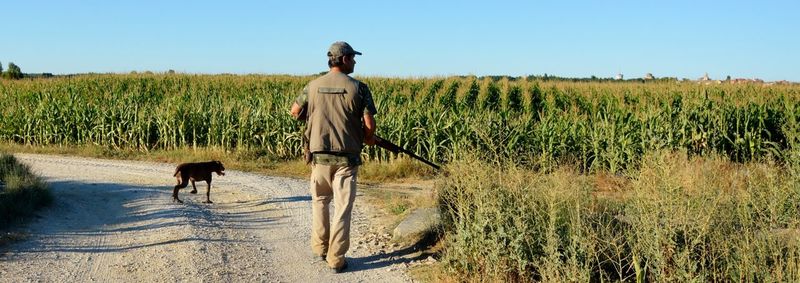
0,153,420,282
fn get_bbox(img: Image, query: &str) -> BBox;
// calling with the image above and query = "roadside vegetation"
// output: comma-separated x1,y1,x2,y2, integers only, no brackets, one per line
438,151,800,281
2,74,800,281
0,153,51,230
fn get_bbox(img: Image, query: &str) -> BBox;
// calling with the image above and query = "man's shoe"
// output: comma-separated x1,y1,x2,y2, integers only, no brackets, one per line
330,261,348,274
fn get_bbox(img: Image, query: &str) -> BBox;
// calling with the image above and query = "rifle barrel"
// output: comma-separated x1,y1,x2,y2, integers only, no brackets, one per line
375,136,441,170
401,149,441,170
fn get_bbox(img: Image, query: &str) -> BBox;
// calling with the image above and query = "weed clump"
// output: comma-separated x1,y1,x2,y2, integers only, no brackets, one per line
438,151,800,282
0,154,52,229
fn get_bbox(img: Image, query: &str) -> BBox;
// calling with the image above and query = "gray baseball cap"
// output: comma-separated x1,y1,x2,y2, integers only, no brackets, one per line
328,41,362,57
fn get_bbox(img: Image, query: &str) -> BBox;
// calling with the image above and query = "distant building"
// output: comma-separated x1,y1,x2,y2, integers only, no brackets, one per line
615,73,624,80
700,73,711,81
644,73,655,80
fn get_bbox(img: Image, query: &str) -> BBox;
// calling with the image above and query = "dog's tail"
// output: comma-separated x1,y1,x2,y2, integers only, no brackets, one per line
173,168,180,177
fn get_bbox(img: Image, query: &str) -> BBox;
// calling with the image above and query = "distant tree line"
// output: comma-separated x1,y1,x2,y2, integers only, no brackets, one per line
1,61,24,79
470,74,680,83
0,62,53,79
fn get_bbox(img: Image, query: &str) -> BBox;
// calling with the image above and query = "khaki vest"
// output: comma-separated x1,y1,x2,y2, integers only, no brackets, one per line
304,72,366,155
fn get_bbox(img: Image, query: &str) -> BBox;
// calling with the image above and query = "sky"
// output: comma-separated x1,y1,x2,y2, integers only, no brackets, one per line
2,1,798,81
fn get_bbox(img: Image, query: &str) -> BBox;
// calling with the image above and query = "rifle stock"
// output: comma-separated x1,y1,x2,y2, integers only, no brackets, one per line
374,136,441,170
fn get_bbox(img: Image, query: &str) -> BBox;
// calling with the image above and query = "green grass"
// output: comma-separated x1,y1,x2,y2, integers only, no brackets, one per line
0,153,52,229
389,201,410,215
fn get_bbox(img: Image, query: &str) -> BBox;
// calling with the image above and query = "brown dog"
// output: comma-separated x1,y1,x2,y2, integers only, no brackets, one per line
172,161,225,203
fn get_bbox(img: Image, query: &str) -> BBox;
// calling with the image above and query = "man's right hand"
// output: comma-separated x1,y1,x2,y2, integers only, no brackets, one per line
290,102,307,121
363,113,376,145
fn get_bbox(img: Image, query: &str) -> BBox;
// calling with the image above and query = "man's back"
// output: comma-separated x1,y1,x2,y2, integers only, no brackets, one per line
304,71,371,155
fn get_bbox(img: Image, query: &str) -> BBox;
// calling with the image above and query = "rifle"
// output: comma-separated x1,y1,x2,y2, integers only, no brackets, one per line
374,136,441,170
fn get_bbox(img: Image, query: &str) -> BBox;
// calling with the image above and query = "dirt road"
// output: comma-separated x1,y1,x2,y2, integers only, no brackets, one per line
0,154,412,282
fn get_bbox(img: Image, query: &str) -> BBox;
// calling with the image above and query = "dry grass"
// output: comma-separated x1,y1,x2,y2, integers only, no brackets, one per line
436,151,800,282
359,157,439,183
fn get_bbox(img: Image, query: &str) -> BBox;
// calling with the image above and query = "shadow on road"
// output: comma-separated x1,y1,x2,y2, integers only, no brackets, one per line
2,179,278,255
268,195,312,203
348,245,432,273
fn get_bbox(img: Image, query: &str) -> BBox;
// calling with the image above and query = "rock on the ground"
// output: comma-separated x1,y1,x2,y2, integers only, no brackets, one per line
392,207,441,246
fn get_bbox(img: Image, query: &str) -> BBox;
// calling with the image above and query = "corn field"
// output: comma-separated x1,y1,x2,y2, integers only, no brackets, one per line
1,74,799,172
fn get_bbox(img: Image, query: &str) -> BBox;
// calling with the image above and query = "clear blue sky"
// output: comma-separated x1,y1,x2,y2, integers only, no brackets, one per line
2,1,798,81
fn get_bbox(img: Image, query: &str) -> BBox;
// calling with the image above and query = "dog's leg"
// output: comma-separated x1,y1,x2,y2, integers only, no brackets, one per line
203,181,213,204
173,176,187,203
190,180,198,194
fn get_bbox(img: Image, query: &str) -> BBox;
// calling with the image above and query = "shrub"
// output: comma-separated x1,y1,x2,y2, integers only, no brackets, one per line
0,154,52,228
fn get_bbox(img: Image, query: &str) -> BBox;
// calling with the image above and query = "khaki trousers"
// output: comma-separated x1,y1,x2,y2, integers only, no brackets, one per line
309,164,357,269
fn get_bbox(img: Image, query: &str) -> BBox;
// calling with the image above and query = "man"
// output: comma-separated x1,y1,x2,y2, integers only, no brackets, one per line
290,41,377,273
